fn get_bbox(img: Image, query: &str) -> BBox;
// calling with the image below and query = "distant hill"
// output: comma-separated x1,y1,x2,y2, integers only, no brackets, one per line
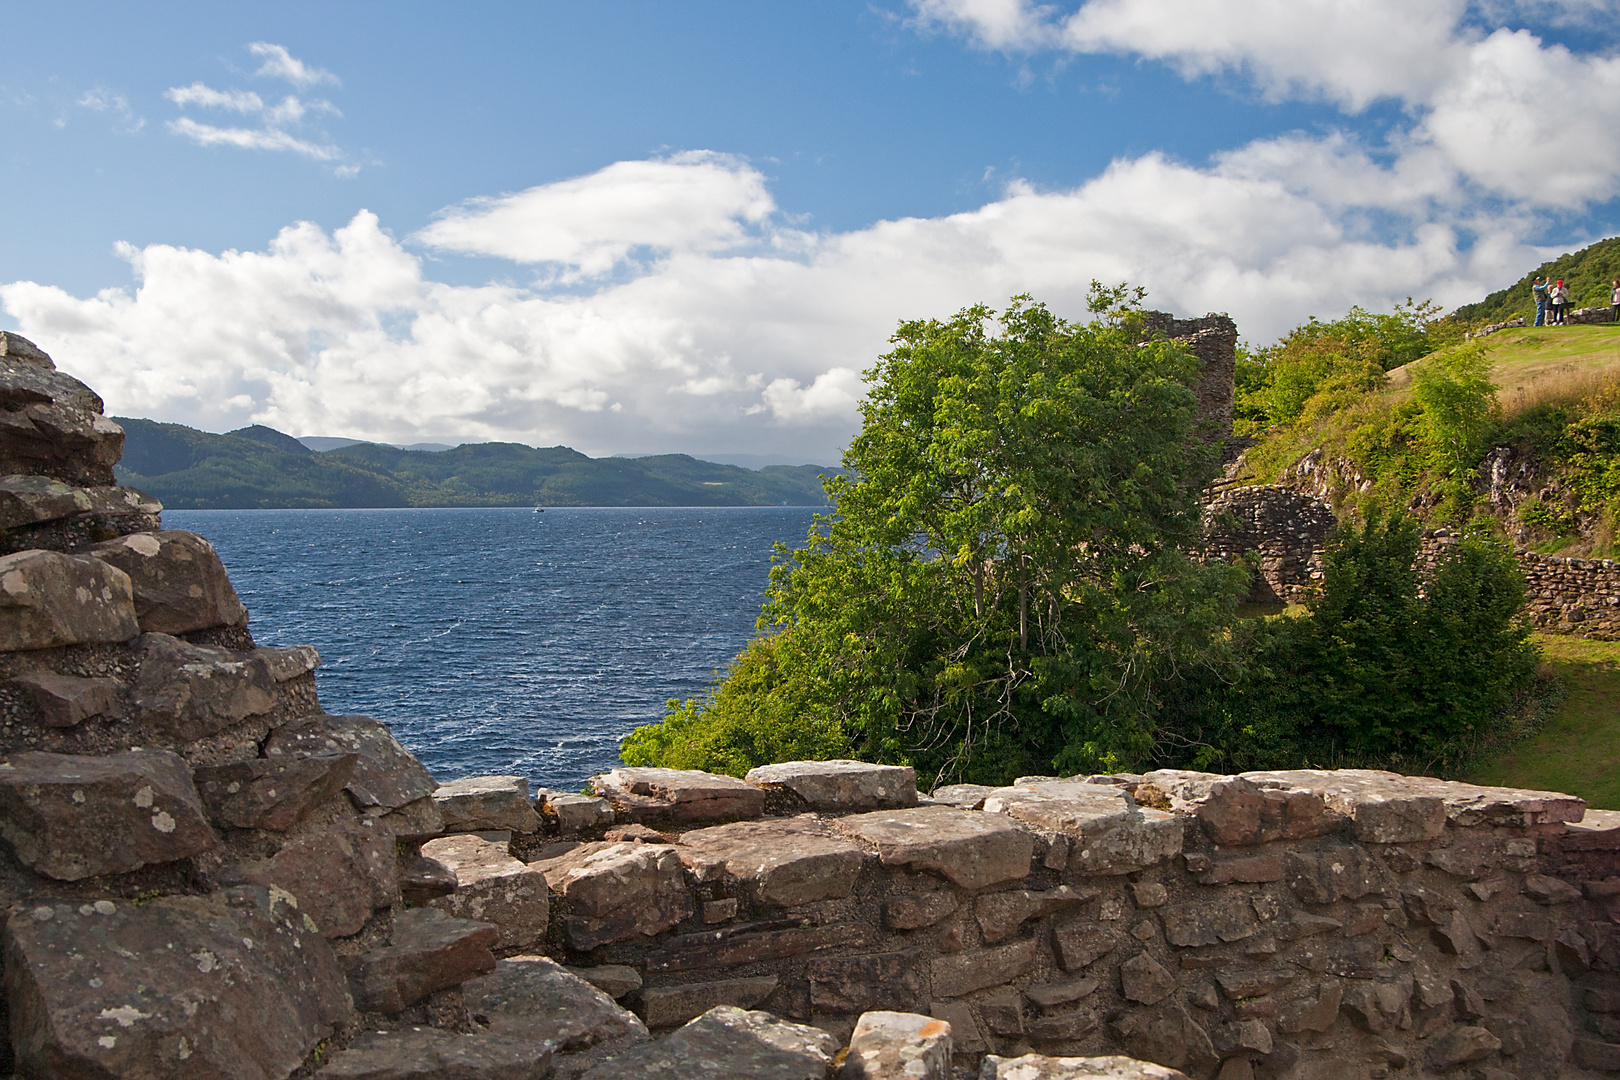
115,418,837,509
1453,234,1620,325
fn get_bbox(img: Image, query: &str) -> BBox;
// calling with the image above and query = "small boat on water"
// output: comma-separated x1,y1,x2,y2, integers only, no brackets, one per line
533,506,545,513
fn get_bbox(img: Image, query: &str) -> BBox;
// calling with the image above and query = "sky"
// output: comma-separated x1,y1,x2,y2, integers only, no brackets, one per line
1,2,1618,466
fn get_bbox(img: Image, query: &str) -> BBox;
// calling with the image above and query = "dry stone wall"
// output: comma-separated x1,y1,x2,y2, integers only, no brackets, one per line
1139,312,1238,444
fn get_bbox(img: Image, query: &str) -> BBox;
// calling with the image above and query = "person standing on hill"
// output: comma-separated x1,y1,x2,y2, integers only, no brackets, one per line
1551,279,1569,325
1533,276,1549,325
1611,278,1618,324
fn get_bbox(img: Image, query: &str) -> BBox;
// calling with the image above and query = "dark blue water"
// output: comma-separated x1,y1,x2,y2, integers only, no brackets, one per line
164,507,821,790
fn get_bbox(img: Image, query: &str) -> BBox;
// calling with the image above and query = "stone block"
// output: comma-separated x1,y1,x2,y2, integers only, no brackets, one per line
841,1011,952,1080
232,814,399,937
542,790,616,835
1524,873,1582,904
461,956,649,1051
1120,951,1177,1005
422,834,552,951
531,841,693,949
592,767,765,825
0,473,95,529
579,1005,837,1080
1396,775,1585,827
807,950,926,1014
1426,1025,1502,1068
1160,895,1259,947
679,816,867,907
839,805,1035,890
929,783,995,809
401,851,458,904
265,714,439,813
1138,771,1336,846
348,908,499,1013
932,939,1038,998
131,632,278,743
0,748,216,880
86,530,248,634
1199,853,1283,884
0,548,138,650
193,753,358,830
1131,882,1168,908
745,759,918,812
979,1054,1191,1078
982,781,1182,874
435,775,541,834
1053,922,1118,971
885,890,959,930
1111,1002,1216,1075
638,977,780,1028
5,889,350,1080
646,922,868,973
976,885,1095,943
0,355,125,486
1285,844,1389,905
10,670,121,727
566,965,643,1000
1239,769,1446,843
931,1001,986,1054
315,1029,552,1080
1277,983,1342,1034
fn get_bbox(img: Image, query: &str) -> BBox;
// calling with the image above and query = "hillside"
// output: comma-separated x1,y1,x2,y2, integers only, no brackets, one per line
1452,234,1620,325
114,418,836,508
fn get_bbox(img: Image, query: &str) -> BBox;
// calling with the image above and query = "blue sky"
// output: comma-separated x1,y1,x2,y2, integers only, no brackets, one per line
3,1,1618,463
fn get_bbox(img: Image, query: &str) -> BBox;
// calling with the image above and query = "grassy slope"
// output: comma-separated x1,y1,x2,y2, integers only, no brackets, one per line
1451,234,1620,325
1468,635,1620,808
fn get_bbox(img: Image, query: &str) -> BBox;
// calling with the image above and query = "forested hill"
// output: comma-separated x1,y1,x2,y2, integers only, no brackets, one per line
114,418,836,509
1452,234,1620,325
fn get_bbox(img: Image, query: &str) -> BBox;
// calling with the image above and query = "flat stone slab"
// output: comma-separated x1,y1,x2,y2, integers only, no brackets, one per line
842,1011,952,1080
928,784,995,809
579,1005,837,1080
566,964,643,1000
838,805,1034,890
933,939,1039,999
86,529,248,635
194,753,358,830
542,790,617,836
593,767,766,825
1236,769,1446,843
678,816,867,907
530,841,694,950
316,1028,553,1079
979,1055,1190,1079
744,759,918,812
231,814,399,938
982,781,1182,875
11,670,121,727
348,908,499,1014
422,834,551,951
1136,771,1339,846
435,775,541,834
1395,774,1586,827
6,889,350,1080
462,956,649,1052
266,714,439,813
0,548,139,650
131,632,278,743
0,748,217,880
640,975,781,1028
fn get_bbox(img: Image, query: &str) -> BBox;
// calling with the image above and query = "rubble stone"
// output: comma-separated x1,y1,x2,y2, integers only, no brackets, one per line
86,530,248,634
435,774,542,834
1426,1025,1503,1068
421,834,552,951
461,956,649,1050
745,759,919,812
131,632,278,743
401,851,458,904
840,805,1035,890
978,1056,1190,1079
531,841,694,949
348,908,499,1013
884,890,959,930
265,713,439,813
316,1029,553,1080
592,767,766,825
976,886,1094,944
983,781,1183,874
933,939,1039,998
639,976,781,1028
193,752,357,830
841,1010,952,1080
1119,951,1177,1005
232,814,399,937
566,965,644,1000
578,1005,837,1080
1137,772,1335,846
0,548,138,650
10,669,121,727
679,816,867,907
542,790,617,835
808,950,927,1014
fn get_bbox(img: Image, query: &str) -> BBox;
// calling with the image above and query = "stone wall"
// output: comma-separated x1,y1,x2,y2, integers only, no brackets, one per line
1203,486,1335,604
1140,312,1238,444
1420,531,1620,638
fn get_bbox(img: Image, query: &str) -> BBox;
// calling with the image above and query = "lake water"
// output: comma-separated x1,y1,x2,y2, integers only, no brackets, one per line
164,507,822,790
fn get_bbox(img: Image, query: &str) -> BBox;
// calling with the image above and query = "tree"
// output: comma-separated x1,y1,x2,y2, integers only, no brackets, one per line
623,289,1247,787
1409,343,1498,478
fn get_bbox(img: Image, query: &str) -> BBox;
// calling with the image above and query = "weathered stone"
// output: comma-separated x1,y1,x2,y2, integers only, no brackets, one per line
1342,979,1410,1034
745,759,918,812
930,1001,986,1054
605,823,672,843
0,331,53,367
11,669,121,727
679,816,867,907
422,834,551,951
1575,1038,1620,1072
265,714,439,812
5,888,349,1080
1239,769,1446,843
0,353,124,486
462,956,649,1050
841,1011,951,1080
377,796,447,841
1524,873,1583,904
0,475,158,532
194,753,358,830
638,977,781,1028
979,1055,1190,1079
434,774,541,833
1277,982,1343,1034
348,908,499,1013
316,1029,552,1080
1053,922,1118,971
646,922,868,973
1285,844,1389,904
1120,951,1177,1005
0,548,138,650
531,841,693,949
132,632,279,742
233,814,399,937
933,939,1039,998
86,530,249,634
1138,771,1336,846
401,851,458,904
1160,895,1259,947
566,965,644,1000
542,790,617,836
839,805,1035,890
885,890,959,930
579,1005,836,1080
1111,1002,1216,1074
808,950,926,1014
976,885,1095,944
1394,775,1585,828
0,748,216,880
592,767,766,825
1426,1025,1502,1068
1026,977,1100,1008
983,781,1183,874
702,897,737,923
1199,853,1283,885
1131,882,1168,908
929,784,995,809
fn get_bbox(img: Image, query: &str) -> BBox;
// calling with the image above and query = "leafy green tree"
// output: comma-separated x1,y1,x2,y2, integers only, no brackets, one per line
1409,343,1498,478
623,289,1247,786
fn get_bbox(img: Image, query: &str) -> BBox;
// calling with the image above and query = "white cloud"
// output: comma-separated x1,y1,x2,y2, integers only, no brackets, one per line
167,117,342,162
165,83,263,112
248,42,339,89
164,45,350,171
75,88,144,133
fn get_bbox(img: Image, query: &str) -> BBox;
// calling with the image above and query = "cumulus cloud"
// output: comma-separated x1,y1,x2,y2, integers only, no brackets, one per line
165,44,348,170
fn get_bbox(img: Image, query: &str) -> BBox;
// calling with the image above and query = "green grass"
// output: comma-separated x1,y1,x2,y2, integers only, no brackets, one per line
1468,634,1620,808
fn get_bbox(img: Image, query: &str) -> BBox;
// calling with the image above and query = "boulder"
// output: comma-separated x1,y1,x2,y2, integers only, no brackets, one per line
0,351,124,486
0,331,53,366
131,633,279,743
530,841,694,950
10,670,122,727
193,753,358,830
435,775,541,833
0,748,217,880
841,1011,952,1080
578,1005,837,1080
316,1029,552,1080
744,759,918,812
838,805,1035,890
5,888,350,1080
639,976,781,1028
421,834,552,951
678,816,867,907
978,1055,1190,1079
0,474,96,530
265,714,439,814
982,781,1183,875
462,956,649,1050
593,767,766,825
0,548,138,650
231,815,399,937
86,530,249,634
565,965,643,1000
348,908,500,1014
542,790,616,835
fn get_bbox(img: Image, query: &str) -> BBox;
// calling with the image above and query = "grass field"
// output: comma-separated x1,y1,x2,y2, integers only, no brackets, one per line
1468,633,1620,807
1388,324,1620,416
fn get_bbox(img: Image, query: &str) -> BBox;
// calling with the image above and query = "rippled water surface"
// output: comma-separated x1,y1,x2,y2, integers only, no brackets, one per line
165,507,821,789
